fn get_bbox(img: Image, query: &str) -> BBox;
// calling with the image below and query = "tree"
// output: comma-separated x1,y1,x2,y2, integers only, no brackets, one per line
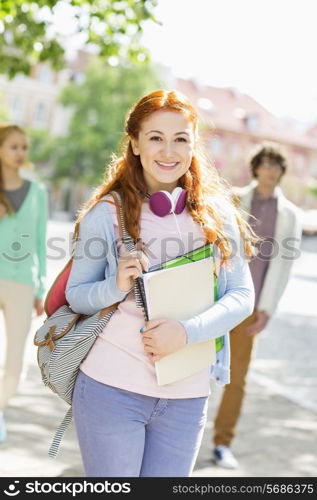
28,128,57,165
51,60,164,185
0,92,9,121
0,0,159,78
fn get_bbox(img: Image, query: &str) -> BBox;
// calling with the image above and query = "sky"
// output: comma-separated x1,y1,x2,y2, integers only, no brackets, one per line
140,0,317,124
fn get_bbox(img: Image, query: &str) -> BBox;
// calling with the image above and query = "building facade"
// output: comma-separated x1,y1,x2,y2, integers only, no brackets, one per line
0,56,316,212
176,79,317,209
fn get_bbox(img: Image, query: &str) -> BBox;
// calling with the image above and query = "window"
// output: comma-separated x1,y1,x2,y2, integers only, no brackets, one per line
293,150,307,173
10,95,24,121
70,71,86,84
37,66,53,84
34,102,47,123
244,114,259,132
197,97,214,113
209,136,223,155
229,142,241,160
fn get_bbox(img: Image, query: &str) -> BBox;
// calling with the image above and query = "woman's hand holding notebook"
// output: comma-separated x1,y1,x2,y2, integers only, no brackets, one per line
136,244,219,385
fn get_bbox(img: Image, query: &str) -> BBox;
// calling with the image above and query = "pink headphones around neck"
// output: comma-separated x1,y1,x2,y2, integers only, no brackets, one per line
147,187,187,217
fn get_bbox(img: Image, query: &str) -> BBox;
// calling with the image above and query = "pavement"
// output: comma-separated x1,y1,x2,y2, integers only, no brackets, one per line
0,221,317,478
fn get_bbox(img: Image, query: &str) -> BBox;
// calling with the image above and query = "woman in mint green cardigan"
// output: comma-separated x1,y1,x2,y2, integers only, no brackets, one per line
0,125,48,443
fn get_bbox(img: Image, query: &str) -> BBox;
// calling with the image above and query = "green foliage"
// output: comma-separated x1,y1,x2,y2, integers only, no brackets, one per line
51,61,164,185
0,92,9,121
0,0,159,78
28,128,57,165
308,186,317,199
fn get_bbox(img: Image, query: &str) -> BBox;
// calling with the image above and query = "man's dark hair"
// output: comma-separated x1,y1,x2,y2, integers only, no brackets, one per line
250,146,287,178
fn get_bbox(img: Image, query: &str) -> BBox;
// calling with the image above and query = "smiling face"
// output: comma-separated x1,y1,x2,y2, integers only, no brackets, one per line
131,110,196,194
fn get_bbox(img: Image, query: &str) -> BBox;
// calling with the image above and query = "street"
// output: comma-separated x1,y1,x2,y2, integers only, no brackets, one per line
0,219,316,477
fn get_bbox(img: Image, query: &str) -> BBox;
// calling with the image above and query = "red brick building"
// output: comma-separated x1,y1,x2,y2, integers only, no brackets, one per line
176,79,317,208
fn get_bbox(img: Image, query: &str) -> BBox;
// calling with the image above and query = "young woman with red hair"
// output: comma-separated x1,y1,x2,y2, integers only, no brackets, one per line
66,90,256,477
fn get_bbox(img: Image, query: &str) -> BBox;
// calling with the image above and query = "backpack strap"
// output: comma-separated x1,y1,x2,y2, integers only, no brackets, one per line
108,190,148,316
48,407,73,458
109,191,135,248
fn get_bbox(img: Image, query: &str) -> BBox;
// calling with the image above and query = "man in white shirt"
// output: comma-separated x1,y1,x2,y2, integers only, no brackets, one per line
212,145,302,469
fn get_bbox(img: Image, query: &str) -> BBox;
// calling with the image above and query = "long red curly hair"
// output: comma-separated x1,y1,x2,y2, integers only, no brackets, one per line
75,89,257,264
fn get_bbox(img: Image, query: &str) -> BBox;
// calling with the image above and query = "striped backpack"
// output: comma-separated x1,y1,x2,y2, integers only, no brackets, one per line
33,191,141,457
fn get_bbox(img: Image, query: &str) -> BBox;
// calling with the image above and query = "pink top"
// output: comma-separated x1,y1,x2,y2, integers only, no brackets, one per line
80,194,211,398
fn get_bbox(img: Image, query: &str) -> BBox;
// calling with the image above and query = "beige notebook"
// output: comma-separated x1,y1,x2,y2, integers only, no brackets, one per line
141,257,216,385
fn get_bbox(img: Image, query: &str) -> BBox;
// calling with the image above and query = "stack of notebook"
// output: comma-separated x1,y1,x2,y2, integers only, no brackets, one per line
136,244,223,385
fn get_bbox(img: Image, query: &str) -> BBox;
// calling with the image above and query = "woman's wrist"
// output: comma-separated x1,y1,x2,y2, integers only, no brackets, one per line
177,321,188,345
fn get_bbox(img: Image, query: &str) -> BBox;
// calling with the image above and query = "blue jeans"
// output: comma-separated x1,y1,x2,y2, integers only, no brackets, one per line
72,371,209,477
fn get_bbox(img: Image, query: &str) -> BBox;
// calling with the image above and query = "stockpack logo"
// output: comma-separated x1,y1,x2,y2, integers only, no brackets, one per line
3,480,132,497
3,481,20,496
